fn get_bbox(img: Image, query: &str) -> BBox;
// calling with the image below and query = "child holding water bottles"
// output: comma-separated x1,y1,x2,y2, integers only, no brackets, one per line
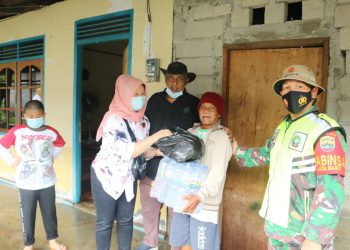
0,100,66,250
169,92,232,250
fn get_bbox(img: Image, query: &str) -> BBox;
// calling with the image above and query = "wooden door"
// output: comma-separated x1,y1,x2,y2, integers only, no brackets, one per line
222,44,327,250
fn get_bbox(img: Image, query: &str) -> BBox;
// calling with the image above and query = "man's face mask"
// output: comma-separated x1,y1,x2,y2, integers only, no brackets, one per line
166,87,183,99
282,90,313,114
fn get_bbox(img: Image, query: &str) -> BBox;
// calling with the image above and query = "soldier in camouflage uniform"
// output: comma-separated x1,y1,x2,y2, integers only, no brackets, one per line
232,65,347,250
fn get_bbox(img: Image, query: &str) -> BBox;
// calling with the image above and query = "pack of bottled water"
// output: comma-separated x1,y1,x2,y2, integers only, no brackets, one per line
150,157,208,213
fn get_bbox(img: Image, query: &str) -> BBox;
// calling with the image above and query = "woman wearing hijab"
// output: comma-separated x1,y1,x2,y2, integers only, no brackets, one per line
91,74,172,250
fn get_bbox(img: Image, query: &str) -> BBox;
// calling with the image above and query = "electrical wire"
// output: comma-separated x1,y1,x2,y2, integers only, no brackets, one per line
146,0,151,22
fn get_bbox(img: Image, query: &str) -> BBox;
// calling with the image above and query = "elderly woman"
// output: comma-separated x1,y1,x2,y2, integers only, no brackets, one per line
170,92,232,250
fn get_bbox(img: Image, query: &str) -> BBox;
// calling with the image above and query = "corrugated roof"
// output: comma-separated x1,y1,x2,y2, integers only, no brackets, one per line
0,0,63,20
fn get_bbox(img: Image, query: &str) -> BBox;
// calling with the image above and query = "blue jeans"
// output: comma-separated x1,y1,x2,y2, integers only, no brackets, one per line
91,168,136,250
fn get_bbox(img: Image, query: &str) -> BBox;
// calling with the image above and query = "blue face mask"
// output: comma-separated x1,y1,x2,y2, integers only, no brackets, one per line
26,117,45,129
131,96,146,111
166,88,183,99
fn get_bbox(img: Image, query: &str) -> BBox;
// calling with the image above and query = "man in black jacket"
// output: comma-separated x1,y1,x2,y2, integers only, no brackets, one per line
136,62,199,250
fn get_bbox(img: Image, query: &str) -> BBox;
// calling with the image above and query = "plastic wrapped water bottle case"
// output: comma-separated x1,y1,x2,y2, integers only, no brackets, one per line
150,157,208,213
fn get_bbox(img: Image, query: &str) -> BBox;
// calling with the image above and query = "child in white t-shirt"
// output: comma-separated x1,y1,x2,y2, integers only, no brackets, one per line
0,100,66,250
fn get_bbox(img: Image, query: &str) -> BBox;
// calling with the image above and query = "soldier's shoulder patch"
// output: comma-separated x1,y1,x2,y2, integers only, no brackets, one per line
315,131,346,176
319,134,336,152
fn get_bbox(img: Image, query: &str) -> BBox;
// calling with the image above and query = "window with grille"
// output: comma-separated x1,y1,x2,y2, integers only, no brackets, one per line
0,37,44,131
0,63,16,130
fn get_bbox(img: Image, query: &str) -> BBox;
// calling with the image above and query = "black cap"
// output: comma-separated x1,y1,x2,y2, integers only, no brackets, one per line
160,61,196,83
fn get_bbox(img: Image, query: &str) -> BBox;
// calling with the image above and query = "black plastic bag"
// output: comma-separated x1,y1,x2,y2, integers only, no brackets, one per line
155,127,205,162
131,154,147,180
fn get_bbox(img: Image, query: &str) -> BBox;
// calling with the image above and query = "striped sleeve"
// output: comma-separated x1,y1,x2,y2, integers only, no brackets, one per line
47,126,65,147
0,126,19,148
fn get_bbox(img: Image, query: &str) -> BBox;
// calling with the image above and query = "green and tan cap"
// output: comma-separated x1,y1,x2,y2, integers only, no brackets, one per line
273,65,325,96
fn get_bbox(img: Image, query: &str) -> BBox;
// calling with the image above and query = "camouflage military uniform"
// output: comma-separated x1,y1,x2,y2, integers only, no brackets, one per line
235,107,347,250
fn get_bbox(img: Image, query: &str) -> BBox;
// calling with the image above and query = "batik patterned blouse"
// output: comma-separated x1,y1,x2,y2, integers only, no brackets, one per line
92,114,149,201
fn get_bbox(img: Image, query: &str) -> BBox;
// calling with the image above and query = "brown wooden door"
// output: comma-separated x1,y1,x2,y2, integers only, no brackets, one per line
222,46,327,250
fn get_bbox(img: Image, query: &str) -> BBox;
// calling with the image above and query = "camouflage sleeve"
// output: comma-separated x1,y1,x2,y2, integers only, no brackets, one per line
302,131,346,244
234,137,272,168
302,175,345,244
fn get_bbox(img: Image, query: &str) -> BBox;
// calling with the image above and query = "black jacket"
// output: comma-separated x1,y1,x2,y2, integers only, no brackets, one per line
145,89,200,179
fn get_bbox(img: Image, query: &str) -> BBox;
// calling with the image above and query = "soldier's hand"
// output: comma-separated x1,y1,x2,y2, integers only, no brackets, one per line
222,126,233,142
301,238,322,250
232,137,239,156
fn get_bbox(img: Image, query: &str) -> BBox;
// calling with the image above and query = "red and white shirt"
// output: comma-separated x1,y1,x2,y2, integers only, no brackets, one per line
0,125,65,190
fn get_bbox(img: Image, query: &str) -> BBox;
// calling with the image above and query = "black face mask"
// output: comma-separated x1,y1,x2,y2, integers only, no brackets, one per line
282,90,313,114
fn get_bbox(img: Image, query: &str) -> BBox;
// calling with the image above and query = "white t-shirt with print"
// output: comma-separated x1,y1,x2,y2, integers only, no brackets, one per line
0,125,65,190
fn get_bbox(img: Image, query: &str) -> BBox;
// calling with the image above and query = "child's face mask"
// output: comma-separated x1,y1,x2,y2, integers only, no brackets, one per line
26,117,45,129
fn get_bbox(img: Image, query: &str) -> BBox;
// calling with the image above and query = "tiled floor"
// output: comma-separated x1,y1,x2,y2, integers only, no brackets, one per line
0,182,170,250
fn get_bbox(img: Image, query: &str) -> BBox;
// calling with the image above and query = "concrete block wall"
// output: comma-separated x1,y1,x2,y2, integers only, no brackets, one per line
265,2,286,24
335,0,350,131
339,28,350,50
174,0,343,94
347,51,350,74
173,0,231,97
242,0,269,8
335,4,350,241
303,0,325,20
231,8,251,28
174,0,350,247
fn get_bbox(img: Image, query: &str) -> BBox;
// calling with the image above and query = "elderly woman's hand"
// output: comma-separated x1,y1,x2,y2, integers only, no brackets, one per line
182,194,201,214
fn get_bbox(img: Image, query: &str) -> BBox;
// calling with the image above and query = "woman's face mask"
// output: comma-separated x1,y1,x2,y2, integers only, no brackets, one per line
131,96,146,111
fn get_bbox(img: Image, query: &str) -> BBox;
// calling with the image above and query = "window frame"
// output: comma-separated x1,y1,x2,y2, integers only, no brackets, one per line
0,62,16,130
0,36,44,132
